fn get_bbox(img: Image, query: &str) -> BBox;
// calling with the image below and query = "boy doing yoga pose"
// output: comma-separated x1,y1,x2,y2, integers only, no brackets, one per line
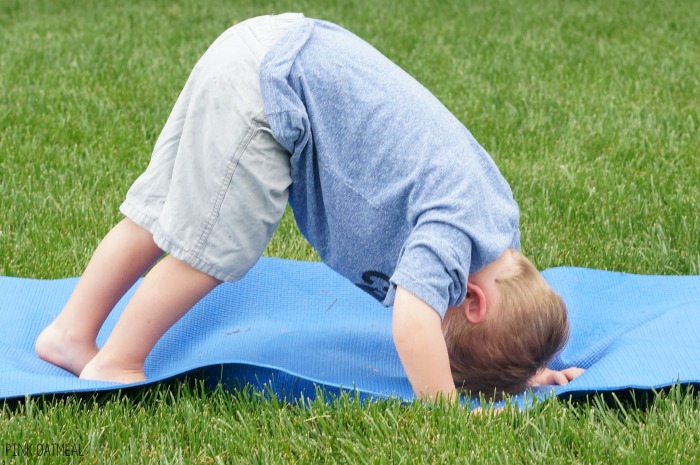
36,13,582,401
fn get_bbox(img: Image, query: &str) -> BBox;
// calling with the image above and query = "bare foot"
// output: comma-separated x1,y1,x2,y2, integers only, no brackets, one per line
35,323,99,376
79,356,146,384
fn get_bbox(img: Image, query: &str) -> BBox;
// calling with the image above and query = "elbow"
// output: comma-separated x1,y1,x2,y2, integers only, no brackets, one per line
392,311,421,355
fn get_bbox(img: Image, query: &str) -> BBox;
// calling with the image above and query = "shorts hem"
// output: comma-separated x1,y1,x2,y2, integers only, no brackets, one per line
120,201,249,283
119,200,157,235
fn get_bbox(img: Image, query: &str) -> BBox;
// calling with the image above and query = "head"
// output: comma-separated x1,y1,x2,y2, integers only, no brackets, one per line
442,249,569,400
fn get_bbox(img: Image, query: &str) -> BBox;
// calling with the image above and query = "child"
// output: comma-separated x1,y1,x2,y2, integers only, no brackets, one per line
36,13,582,401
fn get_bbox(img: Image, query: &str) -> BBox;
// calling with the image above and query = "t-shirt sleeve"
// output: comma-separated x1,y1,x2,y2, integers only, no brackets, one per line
387,222,472,319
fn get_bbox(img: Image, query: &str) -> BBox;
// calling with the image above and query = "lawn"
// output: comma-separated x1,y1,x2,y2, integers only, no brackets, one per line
1,0,699,463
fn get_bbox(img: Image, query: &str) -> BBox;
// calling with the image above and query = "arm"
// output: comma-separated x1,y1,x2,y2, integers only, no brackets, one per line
392,286,458,402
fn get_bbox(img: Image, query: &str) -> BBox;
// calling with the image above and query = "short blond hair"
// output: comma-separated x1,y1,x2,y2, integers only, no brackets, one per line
442,251,569,400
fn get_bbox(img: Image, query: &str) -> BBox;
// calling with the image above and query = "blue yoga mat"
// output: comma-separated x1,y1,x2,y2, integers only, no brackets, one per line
1,257,699,402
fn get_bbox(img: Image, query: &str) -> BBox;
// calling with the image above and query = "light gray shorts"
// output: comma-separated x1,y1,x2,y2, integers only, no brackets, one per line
120,13,303,282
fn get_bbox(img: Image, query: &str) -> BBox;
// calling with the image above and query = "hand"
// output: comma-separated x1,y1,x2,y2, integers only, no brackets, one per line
529,367,585,387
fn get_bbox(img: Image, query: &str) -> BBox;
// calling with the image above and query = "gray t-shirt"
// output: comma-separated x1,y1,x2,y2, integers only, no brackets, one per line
259,18,520,317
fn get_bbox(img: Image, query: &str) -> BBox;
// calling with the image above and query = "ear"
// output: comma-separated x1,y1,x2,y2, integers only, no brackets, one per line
463,282,490,324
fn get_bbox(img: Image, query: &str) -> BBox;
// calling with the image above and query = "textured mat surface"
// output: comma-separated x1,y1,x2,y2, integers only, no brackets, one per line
1,257,699,402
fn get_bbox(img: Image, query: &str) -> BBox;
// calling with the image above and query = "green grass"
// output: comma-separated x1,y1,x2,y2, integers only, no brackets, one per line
3,383,700,464
1,0,699,463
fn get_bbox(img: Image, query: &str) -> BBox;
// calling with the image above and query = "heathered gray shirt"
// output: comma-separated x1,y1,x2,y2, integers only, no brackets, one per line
259,17,520,317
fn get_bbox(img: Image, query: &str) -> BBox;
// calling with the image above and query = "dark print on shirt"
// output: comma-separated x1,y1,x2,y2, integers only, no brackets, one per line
356,270,391,301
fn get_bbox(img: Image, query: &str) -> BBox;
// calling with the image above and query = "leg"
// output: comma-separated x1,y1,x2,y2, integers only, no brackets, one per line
79,255,221,383
35,217,164,375
68,15,294,383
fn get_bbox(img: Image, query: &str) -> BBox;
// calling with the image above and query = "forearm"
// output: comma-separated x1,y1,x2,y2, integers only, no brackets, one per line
392,286,458,402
